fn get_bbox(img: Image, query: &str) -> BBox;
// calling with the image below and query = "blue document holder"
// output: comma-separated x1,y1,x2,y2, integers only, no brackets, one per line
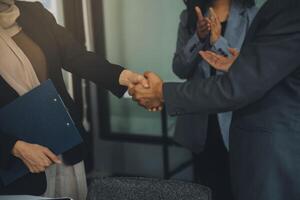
0,80,83,185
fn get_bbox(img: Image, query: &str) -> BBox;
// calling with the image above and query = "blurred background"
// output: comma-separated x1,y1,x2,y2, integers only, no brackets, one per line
21,0,266,182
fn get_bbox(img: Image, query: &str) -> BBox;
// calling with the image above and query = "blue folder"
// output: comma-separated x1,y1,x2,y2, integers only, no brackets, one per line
0,80,83,186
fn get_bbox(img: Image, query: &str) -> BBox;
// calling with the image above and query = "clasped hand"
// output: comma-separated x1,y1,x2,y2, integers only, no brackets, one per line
119,70,164,112
129,72,164,112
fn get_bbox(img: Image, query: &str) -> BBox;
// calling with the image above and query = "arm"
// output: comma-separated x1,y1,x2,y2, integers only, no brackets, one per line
38,3,127,97
164,6,300,115
172,10,210,79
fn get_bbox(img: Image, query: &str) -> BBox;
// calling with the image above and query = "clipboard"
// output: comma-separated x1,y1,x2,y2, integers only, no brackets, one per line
0,80,83,185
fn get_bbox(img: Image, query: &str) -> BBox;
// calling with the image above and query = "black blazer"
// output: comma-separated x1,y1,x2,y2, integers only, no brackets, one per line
0,1,127,195
164,0,300,200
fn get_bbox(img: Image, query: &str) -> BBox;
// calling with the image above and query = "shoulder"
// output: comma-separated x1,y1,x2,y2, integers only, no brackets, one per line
179,9,188,26
16,1,45,12
16,1,56,23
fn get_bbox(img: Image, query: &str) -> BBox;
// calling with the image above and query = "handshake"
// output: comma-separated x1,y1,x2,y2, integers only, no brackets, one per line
119,70,164,112
118,43,240,112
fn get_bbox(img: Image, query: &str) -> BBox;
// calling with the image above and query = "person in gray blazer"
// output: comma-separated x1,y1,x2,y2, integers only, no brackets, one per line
172,0,257,199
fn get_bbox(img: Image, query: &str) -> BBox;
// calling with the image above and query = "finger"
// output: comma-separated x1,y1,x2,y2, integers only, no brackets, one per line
205,18,212,28
205,52,222,64
137,75,149,88
195,6,204,22
138,100,148,109
36,166,46,173
41,155,52,167
199,51,217,66
43,148,61,164
31,165,41,173
199,22,210,32
144,71,162,83
37,153,52,168
209,7,220,23
199,51,214,60
128,86,135,96
199,19,209,28
23,160,35,173
144,71,152,78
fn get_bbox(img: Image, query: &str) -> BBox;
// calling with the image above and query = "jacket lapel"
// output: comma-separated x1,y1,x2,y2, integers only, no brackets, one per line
224,3,248,51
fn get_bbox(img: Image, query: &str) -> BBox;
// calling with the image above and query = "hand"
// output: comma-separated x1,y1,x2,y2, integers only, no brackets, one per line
208,7,222,45
199,48,240,72
12,140,62,173
129,72,164,111
119,69,149,89
195,6,211,40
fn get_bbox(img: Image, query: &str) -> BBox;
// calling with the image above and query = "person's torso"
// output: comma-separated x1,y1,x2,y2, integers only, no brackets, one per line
231,0,300,134
0,2,86,195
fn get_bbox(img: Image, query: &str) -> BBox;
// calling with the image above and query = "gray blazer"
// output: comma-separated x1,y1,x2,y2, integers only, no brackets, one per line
172,3,258,153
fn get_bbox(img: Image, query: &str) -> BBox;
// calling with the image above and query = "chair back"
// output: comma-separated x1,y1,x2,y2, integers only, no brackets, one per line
87,177,211,200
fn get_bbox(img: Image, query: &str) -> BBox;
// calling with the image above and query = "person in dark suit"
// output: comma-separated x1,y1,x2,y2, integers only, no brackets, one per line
130,0,300,199
0,0,148,198
172,0,257,199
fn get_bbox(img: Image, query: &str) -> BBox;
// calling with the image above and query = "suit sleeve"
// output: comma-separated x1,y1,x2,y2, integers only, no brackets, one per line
211,36,232,57
37,3,127,98
0,134,18,170
172,11,210,79
164,6,300,115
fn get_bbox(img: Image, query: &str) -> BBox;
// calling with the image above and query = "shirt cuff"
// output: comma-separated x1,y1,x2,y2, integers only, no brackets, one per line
163,83,185,116
183,33,208,63
108,65,128,98
212,37,231,57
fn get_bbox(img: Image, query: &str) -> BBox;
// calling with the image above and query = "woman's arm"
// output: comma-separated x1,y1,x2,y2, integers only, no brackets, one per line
37,3,143,97
172,10,210,79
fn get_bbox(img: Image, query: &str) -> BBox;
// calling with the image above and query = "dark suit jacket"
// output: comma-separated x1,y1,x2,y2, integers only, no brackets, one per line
164,0,300,200
0,1,126,195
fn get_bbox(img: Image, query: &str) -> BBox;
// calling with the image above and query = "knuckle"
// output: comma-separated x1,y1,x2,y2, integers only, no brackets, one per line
43,147,50,152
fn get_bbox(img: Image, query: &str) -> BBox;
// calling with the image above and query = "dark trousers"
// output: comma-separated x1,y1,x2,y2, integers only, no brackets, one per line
193,115,233,200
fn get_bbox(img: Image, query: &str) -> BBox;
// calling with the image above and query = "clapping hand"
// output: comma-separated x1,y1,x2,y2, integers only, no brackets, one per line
129,72,164,112
208,7,222,45
195,6,211,40
199,48,240,72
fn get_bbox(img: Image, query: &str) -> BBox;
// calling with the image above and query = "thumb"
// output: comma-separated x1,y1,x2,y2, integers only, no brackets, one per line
136,74,149,88
144,71,152,78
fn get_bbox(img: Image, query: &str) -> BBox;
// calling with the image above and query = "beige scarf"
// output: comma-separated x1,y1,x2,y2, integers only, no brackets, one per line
0,0,40,96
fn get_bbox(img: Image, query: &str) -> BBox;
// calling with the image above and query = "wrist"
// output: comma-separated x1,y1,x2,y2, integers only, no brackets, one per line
12,140,25,158
211,34,221,45
119,69,132,86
